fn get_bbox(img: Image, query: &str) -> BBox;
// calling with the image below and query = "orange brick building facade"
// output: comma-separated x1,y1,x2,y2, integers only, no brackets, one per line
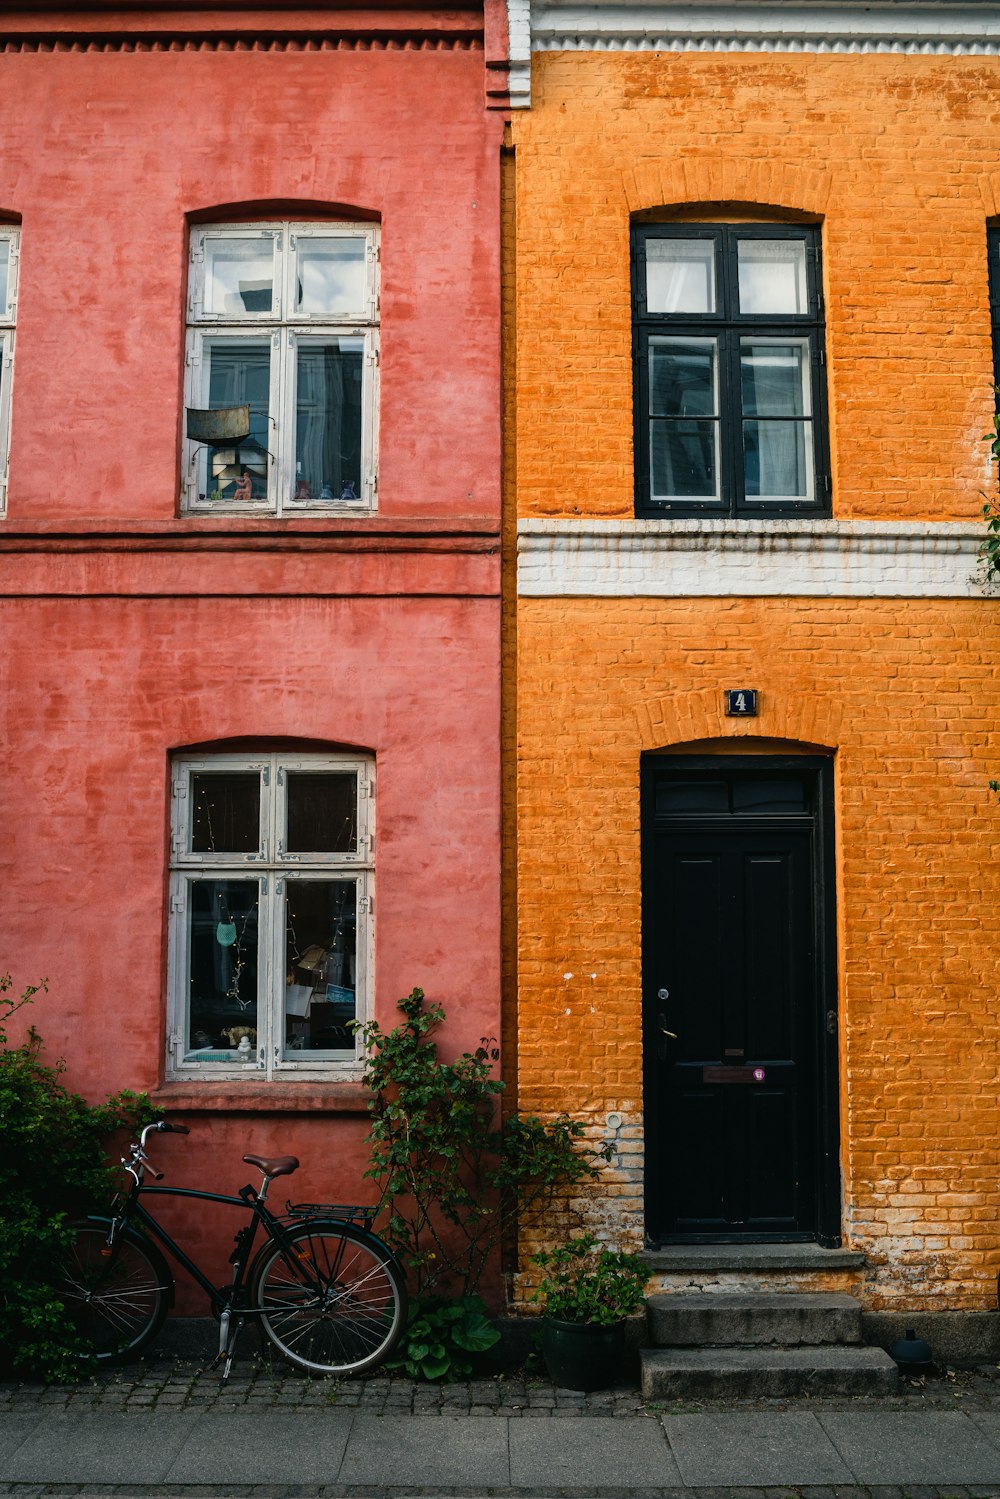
505,7,1000,1315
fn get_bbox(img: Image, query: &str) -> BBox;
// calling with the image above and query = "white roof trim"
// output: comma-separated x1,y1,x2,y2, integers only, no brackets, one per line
508,2,1000,106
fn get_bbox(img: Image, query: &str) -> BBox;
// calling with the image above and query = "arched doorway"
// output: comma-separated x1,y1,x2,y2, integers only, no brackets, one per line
641,753,841,1245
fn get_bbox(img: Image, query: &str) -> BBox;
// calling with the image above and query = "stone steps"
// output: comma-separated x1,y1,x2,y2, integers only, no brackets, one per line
640,1343,900,1399
640,1290,899,1399
647,1290,863,1347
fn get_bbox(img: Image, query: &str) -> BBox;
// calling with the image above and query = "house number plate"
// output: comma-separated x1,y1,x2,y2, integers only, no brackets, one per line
726,689,758,716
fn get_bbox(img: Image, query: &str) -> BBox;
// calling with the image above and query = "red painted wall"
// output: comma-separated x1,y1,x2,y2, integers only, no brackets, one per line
2,38,500,520
0,9,503,1304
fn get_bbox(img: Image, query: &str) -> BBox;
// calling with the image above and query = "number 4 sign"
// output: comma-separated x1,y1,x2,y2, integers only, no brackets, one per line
726,689,758,716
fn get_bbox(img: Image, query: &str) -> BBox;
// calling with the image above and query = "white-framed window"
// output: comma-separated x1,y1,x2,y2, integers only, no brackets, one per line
0,226,20,514
183,222,379,515
166,752,374,1080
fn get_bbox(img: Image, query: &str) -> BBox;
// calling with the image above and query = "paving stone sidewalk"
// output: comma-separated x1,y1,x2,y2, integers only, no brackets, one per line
6,1360,1000,1499
5,1356,1000,1417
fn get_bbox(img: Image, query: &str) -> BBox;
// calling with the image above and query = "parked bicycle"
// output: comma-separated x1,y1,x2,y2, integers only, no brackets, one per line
55,1120,407,1379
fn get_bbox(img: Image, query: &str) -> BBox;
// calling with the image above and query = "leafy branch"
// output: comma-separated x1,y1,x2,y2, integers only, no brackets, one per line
356,987,613,1302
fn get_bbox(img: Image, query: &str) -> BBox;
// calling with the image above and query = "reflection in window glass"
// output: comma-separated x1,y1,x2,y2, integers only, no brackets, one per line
650,338,719,499
741,342,812,498
191,773,261,854
646,240,715,314
732,780,808,814
293,338,363,502
284,881,356,1059
204,339,271,500
741,342,809,417
295,238,366,316
286,773,358,853
656,781,730,815
186,879,260,1060
205,239,275,316
737,240,807,315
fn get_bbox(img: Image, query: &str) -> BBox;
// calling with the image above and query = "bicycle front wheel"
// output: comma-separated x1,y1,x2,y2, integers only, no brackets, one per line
252,1220,406,1376
56,1218,171,1362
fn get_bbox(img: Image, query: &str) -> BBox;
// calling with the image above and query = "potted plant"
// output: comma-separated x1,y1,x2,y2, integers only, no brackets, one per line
530,1232,649,1391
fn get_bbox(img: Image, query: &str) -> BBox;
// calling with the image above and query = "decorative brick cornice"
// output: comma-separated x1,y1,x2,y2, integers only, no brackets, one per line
0,31,482,53
623,158,833,217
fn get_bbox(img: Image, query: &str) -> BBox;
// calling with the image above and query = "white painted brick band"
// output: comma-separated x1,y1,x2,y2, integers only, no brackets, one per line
517,518,984,598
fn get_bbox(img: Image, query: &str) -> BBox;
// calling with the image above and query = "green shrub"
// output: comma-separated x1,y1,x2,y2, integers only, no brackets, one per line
0,975,154,1381
356,987,614,1377
385,1294,501,1381
530,1233,649,1326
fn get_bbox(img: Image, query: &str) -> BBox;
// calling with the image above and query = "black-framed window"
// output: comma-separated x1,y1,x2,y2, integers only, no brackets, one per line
631,224,830,518
987,227,1000,390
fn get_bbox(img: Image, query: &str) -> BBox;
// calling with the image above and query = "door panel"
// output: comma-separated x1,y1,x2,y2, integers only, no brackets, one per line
644,771,825,1242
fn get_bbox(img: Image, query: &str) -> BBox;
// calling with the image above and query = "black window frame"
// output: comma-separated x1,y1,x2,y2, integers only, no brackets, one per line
631,223,831,519
987,227,1000,391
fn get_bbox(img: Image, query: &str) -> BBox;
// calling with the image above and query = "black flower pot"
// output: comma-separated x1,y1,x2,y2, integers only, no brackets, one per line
540,1317,628,1391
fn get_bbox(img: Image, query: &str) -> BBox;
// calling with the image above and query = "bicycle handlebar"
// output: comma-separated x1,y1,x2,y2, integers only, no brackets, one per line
127,1120,190,1184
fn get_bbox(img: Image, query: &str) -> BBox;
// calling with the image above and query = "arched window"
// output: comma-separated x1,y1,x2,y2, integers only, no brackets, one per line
167,751,373,1080
631,222,829,518
183,221,378,515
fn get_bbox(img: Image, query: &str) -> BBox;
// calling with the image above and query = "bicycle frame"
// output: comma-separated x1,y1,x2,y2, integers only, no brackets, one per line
117,1182,288,1321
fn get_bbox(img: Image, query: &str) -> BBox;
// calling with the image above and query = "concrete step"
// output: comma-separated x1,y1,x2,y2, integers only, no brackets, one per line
640,1345,899,1400
647,1292,863,1348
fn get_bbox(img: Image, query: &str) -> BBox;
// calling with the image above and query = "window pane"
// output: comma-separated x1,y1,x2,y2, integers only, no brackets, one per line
741,341,810,417
656,780,730,815
650,338,717,417
286,773,358,853
293,337,363,502
185,879,260,1061
0,241,8,314
646,239,715,314
204,238,275,316
284,881,357,1059
737,239,808,314
651,420,719,499
732,779,808,814
295,237,367,316
204,338,272,501
190,772,261,854
743,420,811,498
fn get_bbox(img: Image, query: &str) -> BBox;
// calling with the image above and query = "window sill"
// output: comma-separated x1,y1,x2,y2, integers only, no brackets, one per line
151,1080,371,1114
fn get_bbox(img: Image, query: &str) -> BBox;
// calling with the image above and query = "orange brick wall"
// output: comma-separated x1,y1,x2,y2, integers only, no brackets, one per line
507,49,1000,1309
513,598,1000,1307
510,51,1000,523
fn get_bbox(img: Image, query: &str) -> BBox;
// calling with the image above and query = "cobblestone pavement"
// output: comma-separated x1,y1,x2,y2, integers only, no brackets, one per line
4,1354,1000,1415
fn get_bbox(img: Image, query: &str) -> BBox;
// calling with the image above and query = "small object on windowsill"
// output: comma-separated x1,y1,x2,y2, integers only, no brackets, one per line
295,480,311,499
318,483,334,500
237,1037,253,1062
340,480,357,501
232,469,253,503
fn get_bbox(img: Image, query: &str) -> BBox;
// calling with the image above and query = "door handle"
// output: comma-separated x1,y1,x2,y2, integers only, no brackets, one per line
660,1025,678,1039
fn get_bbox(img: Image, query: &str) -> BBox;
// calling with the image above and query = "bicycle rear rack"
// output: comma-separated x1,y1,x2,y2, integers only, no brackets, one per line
284,1202,378,1225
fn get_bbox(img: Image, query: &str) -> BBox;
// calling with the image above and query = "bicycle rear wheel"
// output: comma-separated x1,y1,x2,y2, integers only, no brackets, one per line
56,1218,171,1361
251,1220,406,1376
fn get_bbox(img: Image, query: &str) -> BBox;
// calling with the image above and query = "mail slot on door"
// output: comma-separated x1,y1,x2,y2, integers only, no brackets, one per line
702,1066,766,1084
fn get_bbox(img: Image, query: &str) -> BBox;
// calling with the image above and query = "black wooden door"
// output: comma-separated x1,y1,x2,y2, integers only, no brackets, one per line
642,764,833,1243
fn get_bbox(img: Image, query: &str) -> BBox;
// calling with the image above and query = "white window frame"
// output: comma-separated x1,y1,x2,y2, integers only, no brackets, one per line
0,227,20,515
183,221,379,515
166,752,374,1082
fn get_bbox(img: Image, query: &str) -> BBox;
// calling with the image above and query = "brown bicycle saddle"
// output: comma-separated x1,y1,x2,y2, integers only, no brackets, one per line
243,1154,299,1177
